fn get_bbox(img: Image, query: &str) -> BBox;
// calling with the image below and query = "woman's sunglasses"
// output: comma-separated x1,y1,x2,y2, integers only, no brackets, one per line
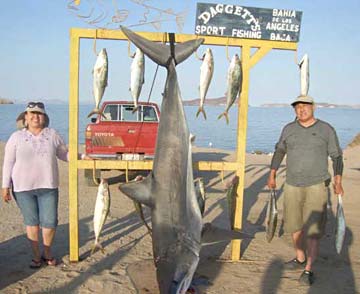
27,102,45,109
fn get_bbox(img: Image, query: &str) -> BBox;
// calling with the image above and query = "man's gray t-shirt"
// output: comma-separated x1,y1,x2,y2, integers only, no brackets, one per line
270,119,342,187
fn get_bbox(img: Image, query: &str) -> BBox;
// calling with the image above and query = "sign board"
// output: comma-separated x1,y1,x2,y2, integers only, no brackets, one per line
195,3,302,42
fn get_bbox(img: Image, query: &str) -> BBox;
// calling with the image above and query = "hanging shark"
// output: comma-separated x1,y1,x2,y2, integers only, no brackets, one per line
118,26,250,294
118,26,202,293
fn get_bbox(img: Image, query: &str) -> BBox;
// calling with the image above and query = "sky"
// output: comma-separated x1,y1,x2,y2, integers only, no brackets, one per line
0,0,359,107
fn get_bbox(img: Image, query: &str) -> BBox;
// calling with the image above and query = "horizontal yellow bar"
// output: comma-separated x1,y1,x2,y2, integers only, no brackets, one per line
70,28,297,51
77,160,239,171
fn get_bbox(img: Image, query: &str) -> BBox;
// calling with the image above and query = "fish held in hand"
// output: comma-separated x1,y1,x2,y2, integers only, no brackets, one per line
88,48,108,118
335,195,346,254
266,189,278,243
130,47,145,113
91,179,110,254
218,54,242,124
196,48,214,120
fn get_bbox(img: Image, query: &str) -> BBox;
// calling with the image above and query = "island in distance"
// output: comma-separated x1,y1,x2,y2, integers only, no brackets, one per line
0,98,14,104
183,97,360,109
261,102,360,109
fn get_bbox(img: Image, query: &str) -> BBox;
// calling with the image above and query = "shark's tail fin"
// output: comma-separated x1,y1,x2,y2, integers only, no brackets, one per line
121,26,204,68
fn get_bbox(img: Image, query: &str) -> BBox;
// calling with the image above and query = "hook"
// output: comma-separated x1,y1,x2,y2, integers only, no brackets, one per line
220,169,225,184
93,29,98,56
194,48,204,61
92,160,100,186
194,35,204,61
125,161,129,183
225,37,231,62
128,39,135,58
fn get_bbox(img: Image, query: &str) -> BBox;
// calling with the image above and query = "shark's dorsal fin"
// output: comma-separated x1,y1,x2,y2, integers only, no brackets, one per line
121,26,204,68
118,174,153,207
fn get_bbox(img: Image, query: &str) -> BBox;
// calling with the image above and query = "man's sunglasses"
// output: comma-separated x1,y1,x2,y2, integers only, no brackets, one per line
27,102,45,109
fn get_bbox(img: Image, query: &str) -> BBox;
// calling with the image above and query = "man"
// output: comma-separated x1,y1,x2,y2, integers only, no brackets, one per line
267,95,344,285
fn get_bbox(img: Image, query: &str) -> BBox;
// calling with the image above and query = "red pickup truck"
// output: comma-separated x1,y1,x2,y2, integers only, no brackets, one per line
85,101,160,160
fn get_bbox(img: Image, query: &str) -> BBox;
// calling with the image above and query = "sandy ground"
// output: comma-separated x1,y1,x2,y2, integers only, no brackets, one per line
0,141,359,294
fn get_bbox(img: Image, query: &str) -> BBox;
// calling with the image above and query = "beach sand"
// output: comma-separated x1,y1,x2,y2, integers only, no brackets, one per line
0,141,359,293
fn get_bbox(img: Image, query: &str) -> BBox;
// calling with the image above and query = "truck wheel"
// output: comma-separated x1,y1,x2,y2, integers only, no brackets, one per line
84,169,101,186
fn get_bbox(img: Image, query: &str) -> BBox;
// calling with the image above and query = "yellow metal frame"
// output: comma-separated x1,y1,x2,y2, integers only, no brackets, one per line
69,28,297,262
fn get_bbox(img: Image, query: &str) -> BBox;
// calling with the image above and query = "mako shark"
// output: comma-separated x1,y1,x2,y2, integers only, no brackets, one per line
118,27,249,294
118,26,202,293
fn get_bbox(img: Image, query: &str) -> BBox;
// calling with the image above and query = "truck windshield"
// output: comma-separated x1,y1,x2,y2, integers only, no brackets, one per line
100,104,158,122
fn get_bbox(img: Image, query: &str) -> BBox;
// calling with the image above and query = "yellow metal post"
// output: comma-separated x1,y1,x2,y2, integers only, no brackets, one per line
68,28,297,261
69,29,80,262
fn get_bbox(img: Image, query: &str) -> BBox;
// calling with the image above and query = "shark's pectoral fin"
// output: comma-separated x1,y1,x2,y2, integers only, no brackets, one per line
118,174,153,207
201,223,253,246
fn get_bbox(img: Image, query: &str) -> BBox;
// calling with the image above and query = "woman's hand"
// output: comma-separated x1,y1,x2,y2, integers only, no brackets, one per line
2,188,12,203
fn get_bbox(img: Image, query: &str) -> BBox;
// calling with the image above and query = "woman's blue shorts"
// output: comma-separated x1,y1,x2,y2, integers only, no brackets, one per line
13,188,59,228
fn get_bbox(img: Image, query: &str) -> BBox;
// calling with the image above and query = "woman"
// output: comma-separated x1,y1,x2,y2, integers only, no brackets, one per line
2,101,68,268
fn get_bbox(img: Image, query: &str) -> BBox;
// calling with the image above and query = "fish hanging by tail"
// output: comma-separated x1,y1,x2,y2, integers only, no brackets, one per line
91,178,110,254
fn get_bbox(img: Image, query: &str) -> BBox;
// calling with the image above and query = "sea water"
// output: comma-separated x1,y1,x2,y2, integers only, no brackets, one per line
0,104,359,153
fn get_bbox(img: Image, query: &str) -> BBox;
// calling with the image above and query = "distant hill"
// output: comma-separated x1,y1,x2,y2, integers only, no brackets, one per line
348,133,360,147
183,97,239,106
0,98,14,104
14,98,66,105
261,102,360,109
183,99,360,109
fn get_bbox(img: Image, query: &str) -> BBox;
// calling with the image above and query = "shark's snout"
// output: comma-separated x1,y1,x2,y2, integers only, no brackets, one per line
156,248,199,294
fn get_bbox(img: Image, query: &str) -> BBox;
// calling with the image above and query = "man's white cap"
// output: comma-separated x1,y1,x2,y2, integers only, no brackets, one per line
291,95,314,107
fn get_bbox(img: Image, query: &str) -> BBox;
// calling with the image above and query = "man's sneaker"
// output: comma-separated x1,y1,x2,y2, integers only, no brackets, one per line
283,258,306,270
299,270,314,285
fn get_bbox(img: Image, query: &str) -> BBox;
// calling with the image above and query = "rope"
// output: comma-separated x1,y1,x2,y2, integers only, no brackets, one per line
130,51,160,155
294,49,299,65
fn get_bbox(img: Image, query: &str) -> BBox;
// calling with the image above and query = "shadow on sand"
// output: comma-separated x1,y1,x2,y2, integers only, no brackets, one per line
259,191,356,294
0,203,148,292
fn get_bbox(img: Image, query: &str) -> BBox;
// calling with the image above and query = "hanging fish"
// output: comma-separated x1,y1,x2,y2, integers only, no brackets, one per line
130,47,145,113
335,195,346,254
266,189,278,243
196,48,214,120
194,177,206,216
299,54,309,96
88,48,108,118
226,176,239,230
91,179,111,254
218,54,242,124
